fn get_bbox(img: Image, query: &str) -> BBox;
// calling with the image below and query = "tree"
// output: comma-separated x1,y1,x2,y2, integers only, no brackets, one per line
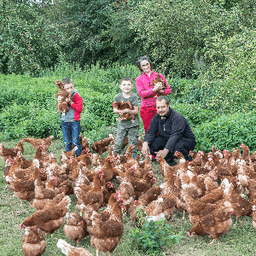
0,0,60,75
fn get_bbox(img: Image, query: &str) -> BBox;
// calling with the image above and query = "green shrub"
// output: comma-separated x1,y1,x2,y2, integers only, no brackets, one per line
197,28,256,114
194,110,256,153
0,1,60,75
171,102,217,127
41,62,141,95
130,208,182,255
0,102,60,140
0,73,120,140
0,74,56,109
79,88,115,125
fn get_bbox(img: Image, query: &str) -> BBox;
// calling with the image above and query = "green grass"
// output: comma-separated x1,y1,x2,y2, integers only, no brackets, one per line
0,139,256,256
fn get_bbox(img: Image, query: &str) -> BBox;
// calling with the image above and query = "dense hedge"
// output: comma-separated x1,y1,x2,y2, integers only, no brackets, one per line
1,64,256,153
194,111,256,152
0,67,140,141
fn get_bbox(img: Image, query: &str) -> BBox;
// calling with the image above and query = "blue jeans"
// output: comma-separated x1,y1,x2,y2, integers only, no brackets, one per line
62,121,82,157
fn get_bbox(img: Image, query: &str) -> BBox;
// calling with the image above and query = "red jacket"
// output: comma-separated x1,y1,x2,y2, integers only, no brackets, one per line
61,89,83,122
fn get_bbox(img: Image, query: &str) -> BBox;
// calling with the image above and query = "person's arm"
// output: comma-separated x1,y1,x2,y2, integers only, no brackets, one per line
70,93,83,113
113,104,122,114
159,74,172,95
136,76,156,99
142,141,150,156
122,105,138,115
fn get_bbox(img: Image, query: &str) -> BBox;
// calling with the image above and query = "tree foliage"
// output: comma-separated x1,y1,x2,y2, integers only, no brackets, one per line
0,0,255,77
0,0,60,75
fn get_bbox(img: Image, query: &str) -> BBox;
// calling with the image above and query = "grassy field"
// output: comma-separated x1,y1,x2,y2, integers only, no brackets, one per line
0,139,255,256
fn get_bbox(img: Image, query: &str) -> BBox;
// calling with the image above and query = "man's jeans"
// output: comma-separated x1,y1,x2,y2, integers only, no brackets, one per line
62,121,82,157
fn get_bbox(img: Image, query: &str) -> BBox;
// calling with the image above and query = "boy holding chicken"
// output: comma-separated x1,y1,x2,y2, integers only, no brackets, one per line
113,77,139,159
60,78,83,157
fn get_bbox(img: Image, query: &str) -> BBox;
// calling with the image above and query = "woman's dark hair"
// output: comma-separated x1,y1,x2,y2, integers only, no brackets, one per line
137,56,152,71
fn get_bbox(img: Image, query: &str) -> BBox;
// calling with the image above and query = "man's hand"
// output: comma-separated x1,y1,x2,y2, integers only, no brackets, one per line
142,142,150,156
155,148,169,159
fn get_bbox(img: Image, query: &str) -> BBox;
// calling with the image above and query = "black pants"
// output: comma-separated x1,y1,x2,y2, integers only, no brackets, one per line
149,136,195,164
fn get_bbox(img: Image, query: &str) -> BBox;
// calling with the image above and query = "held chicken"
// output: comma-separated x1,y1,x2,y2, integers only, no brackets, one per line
55,80,72,116
112,101,135,122
152,74,167,97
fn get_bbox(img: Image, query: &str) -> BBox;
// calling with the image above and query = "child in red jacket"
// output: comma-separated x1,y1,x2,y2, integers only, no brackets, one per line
60,78,83,156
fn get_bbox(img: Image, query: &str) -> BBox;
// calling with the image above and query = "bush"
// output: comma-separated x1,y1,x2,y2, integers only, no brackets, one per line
0,74,55,111
0,1,60,75
0,102,60,140
130,208,182,255
194,110,256,153
79,88,115,125
197,28,256,113
171,102,217,127
0,72,121,140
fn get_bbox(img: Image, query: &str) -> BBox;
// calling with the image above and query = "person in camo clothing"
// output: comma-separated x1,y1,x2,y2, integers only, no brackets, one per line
113,77,139,159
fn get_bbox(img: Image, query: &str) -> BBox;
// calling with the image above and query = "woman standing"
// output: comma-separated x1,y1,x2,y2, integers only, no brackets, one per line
136,56,172,132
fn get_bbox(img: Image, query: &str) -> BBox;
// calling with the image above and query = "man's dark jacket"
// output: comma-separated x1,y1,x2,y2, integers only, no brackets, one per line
144,107,196,155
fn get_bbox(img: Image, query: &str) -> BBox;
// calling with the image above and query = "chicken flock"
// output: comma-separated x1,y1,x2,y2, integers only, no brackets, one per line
1,136,256,255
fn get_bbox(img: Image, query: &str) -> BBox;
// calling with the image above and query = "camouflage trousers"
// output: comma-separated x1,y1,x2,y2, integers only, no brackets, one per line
114,125,139,154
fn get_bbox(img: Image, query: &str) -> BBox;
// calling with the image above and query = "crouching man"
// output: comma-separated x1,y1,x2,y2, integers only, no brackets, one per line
141,96,196,165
